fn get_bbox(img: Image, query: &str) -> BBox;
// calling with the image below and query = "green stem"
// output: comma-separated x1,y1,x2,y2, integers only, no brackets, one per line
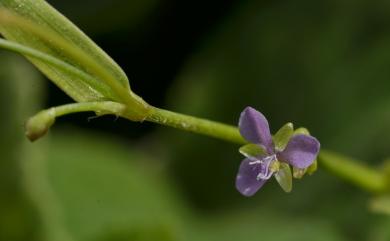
145,106,245,144
53,101,126,117
318,150,388,193
25,102,126,141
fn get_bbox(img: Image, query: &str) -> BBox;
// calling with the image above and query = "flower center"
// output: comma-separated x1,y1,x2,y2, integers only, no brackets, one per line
249,154,278,180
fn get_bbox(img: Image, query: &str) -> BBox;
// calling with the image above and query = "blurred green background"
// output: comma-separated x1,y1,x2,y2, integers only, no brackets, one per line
1,0,390,240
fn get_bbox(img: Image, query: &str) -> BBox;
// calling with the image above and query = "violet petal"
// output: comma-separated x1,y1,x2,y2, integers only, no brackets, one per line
239,107,273,153
278,134,320,169
235,158,268,196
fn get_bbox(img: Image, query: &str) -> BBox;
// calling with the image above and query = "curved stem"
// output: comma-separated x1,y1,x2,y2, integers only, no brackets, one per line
25,102,127,141
52,101,127,117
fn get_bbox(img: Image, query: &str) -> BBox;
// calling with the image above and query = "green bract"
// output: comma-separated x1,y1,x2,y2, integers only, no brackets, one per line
239,143,267,158
273,122,294,152
272,123,294,192
274,162,292,193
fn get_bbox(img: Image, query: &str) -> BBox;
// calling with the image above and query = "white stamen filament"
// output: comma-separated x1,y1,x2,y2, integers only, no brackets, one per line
249,160,262,165
249,154,277,181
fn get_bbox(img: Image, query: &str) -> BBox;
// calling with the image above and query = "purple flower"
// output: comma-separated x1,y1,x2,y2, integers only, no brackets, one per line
236,107,320,196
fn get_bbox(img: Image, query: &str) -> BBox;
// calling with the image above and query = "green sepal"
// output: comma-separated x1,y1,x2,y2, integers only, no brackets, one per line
239,144,266,158
274,162,293,193
307,159,318,175
293,127,310,135
292,166,306,179
273,122,294,151
292,160,317,178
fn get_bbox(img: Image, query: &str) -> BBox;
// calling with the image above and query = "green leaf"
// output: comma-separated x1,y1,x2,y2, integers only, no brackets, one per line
273,122,293,151
274,162,292,193
239,144,266,158
0,38,110,99
307,159,318,175
292,166,307,179
0,0,131,102
292,160,317,178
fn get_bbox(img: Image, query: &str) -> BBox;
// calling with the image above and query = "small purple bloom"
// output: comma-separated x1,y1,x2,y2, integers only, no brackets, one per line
236,107,320,196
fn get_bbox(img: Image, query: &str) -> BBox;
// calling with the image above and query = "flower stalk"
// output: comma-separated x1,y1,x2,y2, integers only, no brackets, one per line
25,102,127,141
144,107,389,194
145,107,243,144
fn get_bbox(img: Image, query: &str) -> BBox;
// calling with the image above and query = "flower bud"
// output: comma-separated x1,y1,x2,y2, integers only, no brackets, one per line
25,108,55,141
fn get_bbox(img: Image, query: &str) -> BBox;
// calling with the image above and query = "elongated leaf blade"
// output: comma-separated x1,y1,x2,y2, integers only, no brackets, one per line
0,0,131,102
